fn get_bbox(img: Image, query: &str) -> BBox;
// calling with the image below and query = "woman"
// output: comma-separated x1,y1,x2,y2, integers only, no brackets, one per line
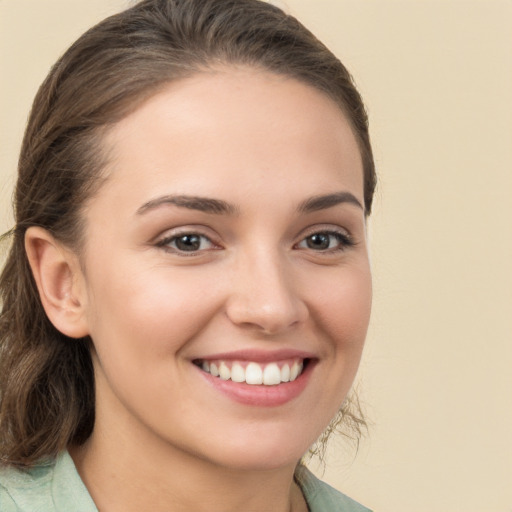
0,0,376,510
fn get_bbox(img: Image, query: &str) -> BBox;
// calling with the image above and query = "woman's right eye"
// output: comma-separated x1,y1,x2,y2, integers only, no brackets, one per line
156,233,216,254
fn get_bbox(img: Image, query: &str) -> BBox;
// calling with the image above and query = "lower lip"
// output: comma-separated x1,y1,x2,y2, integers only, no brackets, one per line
196,361,315,407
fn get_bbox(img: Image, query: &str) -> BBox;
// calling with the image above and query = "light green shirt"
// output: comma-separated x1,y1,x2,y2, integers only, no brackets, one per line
0,451,371,511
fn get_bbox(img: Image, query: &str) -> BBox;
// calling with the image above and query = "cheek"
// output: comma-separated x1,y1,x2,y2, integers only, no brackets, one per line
84,259,224,362
309,263,372,352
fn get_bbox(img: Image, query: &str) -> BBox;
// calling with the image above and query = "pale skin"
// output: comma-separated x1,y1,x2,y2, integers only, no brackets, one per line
25,67,372,512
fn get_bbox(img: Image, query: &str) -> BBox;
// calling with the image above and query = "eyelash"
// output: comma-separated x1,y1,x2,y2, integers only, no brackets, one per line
156,231,218,255
155,228,354,256
295,230,355,253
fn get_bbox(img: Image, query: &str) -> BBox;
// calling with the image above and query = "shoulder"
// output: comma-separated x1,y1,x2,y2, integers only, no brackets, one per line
295,465,372,512
0,457,55,511
0,451,97,512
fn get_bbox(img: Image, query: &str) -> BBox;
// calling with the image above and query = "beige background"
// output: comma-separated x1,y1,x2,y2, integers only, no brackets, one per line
1,1,511,511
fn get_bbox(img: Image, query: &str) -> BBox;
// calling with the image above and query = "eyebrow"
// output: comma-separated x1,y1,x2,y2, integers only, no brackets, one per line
136,195,239,216
136,191,363,216
297,192,364,213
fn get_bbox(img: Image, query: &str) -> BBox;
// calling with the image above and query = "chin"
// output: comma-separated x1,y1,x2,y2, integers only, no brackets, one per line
194,429,315,472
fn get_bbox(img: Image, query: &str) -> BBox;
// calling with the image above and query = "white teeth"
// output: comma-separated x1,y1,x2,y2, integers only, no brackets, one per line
245,362,263,385
210,362,219,377
199,359,306,386
263,363,281,385
290,361,302,381
281,363,290,382
231,362,245,383
219,362,230,380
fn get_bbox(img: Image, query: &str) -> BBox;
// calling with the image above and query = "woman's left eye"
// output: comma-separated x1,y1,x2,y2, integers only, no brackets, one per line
157,233,215,253
296,231,353,252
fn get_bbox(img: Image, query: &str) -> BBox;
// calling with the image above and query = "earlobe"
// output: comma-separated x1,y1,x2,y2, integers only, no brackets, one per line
25,226,89,338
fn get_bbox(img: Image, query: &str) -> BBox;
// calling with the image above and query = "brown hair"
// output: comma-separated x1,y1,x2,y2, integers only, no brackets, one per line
0,0,375,466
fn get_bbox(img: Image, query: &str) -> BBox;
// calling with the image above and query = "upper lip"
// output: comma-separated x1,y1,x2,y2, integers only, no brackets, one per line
192,349,317,363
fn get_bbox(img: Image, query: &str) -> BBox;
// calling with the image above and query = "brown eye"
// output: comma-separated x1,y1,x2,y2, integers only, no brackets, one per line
174,234,202,251
158,233,215,253
306,233,331,250
297,231,353,252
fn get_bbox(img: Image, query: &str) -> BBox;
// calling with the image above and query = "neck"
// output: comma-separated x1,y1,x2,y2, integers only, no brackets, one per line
70,424,307,512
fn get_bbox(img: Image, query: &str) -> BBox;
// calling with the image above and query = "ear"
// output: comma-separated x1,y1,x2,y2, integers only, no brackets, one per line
25,226,89,338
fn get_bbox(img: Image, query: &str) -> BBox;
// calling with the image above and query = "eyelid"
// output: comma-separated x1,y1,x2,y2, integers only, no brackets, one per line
299,223,351,238
154,226,222,254
297,223,353,242
294,225,355,252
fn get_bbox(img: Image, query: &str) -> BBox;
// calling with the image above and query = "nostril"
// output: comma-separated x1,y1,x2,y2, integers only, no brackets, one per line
224,294,308,335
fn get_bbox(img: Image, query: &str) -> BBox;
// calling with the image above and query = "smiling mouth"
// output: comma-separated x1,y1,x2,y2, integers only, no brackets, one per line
193,358,308,386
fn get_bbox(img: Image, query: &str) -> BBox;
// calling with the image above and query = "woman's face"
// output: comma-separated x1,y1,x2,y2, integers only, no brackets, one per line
77,67,372,471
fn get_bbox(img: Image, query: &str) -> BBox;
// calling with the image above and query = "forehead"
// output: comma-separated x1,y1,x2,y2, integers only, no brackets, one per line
94,67,364,211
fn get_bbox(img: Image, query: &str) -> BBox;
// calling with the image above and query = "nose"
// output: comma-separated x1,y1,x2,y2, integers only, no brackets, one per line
225,249,309,335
